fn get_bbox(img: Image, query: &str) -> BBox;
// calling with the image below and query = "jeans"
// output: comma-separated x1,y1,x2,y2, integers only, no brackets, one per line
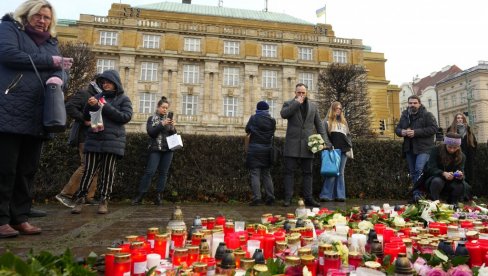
320,153,348,200
249,168,274,201
283,157,314,201
138,151,174,193
406,152,430,184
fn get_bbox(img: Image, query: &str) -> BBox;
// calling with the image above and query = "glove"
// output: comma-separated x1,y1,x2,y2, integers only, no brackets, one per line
46,76,63,86
52,56,74,70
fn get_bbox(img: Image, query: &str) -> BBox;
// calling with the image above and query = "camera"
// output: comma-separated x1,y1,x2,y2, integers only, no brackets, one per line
167,112,173,119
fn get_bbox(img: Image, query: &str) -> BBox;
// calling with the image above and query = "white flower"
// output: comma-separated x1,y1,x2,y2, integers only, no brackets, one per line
308,142,313,146
393,216,406,227
358,220,374,231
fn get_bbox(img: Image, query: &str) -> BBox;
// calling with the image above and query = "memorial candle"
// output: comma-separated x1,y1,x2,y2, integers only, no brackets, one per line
146,227,159,250
262,234,276,260
113,253,131,276
154,233,169,259
130,241,147,276
104,247,122,276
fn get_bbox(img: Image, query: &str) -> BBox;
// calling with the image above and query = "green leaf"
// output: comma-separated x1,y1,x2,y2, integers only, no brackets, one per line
450,255,469,266
433,250,448,262
382,255,391,267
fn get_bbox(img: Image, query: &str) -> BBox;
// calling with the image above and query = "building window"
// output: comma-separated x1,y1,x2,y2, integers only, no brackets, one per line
262,70,278,89
140,62,158,82
224,40,240,55
96,59,115,74
99,31,117,46
142,34,160,49
139,92,157,114
184,37,201,52
183,64,199,84
428,98,432,108
264,99,277,118
223,96,238,117
299,72,314,90
445,116,450,128
223,67,240,86
451,94,457,106
299,47,313,61
262,44,277,58
182,94,198,115
333,50,347,63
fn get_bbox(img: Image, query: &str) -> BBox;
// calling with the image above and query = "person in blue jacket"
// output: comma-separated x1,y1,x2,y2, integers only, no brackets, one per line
0,0,73,238
71,69,132,215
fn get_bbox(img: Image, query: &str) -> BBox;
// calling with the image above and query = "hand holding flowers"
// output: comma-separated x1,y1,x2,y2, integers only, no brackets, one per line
308,134,325,153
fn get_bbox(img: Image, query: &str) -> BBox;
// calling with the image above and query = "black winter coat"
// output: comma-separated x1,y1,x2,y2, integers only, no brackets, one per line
83,70,132,156
395,105,438,155
66,83,100,144
146,114,177,152
0,14,65,137
245,113,276,168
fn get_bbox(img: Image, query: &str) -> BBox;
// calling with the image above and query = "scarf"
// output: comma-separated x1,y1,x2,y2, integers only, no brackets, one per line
456,124,467,138
151,113,166,150
24,24,50,46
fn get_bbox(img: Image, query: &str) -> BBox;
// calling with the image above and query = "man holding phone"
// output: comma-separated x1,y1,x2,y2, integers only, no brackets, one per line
280,83,331,207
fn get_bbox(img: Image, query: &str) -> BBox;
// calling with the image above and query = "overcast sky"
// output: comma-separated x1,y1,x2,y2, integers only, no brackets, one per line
1,0,486,85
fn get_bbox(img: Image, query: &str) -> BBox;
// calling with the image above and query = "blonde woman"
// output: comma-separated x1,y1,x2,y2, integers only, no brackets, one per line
446,113,477,186
319,102,352,202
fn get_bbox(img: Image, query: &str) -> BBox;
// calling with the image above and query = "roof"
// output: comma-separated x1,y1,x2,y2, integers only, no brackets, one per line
412,65,462,96
135,2,313,25
57,19,77,26
437,62,488,86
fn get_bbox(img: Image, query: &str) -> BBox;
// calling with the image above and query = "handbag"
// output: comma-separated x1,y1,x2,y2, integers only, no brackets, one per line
29,55,67,133
320,149,341,176
166,133,183,150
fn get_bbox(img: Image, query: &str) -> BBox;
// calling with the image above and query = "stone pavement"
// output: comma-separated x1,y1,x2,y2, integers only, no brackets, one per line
0,199,407,259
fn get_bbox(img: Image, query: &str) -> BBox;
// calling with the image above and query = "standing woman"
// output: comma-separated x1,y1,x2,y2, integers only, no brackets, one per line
0,0,73,238
132,96,176,206
245,101,277,206
446,113,477,186
319,102,352,202
71,70,132,215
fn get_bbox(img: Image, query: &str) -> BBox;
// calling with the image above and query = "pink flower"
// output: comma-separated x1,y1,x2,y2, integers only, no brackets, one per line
427,267,448,276
448,265,473,276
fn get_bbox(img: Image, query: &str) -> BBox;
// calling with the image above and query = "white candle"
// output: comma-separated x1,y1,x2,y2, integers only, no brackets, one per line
146,253,161,270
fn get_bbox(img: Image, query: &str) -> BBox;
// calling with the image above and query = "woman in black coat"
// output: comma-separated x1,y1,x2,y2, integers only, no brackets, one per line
71,69,132,215
0,0,72,238
245,101,276,206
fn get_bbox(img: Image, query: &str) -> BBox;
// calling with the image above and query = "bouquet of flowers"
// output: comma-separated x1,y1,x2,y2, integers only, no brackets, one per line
308,134,325,153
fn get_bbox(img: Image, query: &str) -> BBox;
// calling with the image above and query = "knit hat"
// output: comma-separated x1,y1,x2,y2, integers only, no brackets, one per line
256,101,269,111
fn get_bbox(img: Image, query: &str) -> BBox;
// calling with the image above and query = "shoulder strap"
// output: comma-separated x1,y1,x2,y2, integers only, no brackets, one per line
28,55,44,88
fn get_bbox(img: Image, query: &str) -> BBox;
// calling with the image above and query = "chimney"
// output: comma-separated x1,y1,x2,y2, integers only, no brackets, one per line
182,0,191,4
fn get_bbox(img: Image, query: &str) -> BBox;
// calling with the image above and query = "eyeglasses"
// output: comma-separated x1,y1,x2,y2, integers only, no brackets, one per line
32,13,51,22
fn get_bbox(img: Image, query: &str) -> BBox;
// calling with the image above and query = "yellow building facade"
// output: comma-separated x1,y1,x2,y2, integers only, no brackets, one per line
57,2,398,136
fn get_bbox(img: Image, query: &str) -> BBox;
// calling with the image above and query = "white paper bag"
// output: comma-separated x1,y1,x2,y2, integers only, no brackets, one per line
166,134,183,150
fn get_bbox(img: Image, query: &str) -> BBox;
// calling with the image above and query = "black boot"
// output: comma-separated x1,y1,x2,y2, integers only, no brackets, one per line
131,193,145,205
154,193,163,206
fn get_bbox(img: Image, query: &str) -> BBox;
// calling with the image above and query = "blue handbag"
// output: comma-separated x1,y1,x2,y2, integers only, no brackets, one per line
320,149,341,176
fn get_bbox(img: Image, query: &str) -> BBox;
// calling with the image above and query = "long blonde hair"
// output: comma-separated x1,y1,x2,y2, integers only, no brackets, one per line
13,0,57,36
326,101,348,133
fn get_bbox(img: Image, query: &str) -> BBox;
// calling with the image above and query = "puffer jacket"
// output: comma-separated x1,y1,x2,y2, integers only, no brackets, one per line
245,112,276,168
395,105,438,154
0,14,65,137
66,83,100,144
83,70,132,156
146,113,177,152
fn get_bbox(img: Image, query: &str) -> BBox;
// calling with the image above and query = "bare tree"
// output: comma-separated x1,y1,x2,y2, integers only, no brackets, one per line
58,42,96,100
316,63,372,137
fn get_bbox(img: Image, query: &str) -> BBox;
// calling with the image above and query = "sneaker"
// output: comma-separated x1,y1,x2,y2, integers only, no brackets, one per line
98,200,108,214
85,198,100,205
320,198,333,202
71,197,85,214
55,194,74,208
249,199,264,206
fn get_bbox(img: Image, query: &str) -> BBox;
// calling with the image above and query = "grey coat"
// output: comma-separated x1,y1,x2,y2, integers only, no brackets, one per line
280,98,330,158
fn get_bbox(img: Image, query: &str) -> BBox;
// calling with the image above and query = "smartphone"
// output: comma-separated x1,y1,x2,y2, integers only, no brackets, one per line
167,112,174,119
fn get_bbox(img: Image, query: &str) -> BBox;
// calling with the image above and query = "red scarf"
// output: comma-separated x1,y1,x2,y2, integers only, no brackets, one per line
24,24,51,46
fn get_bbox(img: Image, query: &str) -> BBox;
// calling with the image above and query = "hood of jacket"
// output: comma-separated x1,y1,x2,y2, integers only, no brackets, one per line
96,70,124,95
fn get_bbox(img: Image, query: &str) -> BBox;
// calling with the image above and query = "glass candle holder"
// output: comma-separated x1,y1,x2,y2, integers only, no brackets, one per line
171,228,186,256
263,233,276,260
147,227,159,249
192,232,204,246
113,253,131,276
284,256,301,276
130,241,147,276
187,245,199,266
104,247,122,276
207,217,215,230
172,247,189,266
192,262,208,276
300,255,316,276
323,251,341,276
154,233,169,259
233,249,246,269
201,218,208,229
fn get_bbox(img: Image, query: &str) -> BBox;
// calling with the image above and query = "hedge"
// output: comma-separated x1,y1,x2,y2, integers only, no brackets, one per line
34,133,488,203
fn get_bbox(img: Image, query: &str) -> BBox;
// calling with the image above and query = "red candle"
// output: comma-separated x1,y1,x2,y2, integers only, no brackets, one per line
300,255,316,276
263,234,276,260
187,246,199,266
171,228,186,256
246,224,256,237
304,226,314,238
226,233,240,250
383,243,400,263
224,222,235,237
257,225,267,236
323,252,341,276
147,227,159,250
216,216,226,227
154,233,168,259
460,220,474,229
104,248,122,276
250,234,264,249
374,224,386,235
192,232,204,246
172,248,189,266
348,252,362,268
207,217,215,230
201,218,208,229
466,241,483,267
130,241,147,276
382,228,394,244
113,253,131,276
274,230,286,242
